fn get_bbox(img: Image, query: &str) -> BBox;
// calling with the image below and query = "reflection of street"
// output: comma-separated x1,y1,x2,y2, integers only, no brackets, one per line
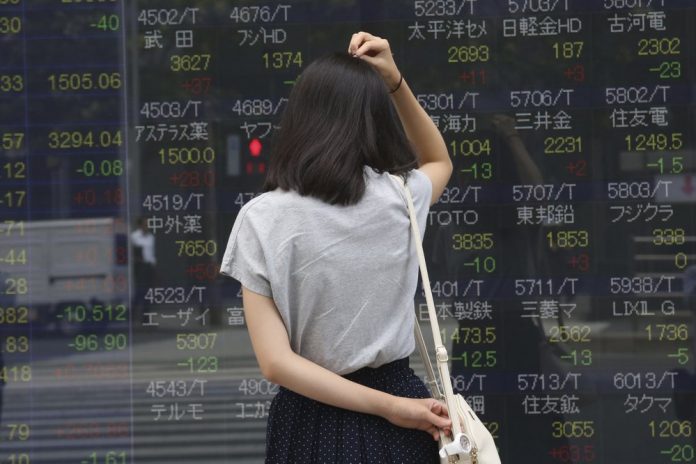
0,322,468,464
1,328,267,464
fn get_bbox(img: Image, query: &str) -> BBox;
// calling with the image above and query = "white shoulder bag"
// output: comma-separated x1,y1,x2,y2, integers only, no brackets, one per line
391,174,501,464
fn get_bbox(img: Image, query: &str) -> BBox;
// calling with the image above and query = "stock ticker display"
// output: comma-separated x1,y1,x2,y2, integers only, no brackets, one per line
1,0,696,463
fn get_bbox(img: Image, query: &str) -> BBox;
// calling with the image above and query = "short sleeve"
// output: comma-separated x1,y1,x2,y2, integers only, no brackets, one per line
406,168,433,236
220,206,272,297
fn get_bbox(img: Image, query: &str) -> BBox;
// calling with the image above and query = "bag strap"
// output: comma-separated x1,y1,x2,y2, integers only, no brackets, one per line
389,174,463,438
414,310,444,400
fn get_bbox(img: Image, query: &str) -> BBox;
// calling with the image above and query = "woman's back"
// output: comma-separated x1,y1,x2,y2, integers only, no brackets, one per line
221,166,432,375
222,34,454,462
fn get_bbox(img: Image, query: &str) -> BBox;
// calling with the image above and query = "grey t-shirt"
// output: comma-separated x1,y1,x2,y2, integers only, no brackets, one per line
220,166,432,375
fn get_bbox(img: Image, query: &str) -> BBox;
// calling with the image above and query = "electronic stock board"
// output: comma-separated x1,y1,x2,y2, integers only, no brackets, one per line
1,0,696,463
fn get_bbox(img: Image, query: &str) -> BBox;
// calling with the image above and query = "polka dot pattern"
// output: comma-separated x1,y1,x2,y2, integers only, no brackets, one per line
265,357,440,463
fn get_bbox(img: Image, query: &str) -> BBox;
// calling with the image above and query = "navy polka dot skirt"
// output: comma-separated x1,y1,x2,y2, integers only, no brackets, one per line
265,357,440,463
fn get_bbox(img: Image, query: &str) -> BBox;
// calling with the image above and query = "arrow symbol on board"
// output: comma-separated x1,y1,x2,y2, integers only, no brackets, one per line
683,175,694,195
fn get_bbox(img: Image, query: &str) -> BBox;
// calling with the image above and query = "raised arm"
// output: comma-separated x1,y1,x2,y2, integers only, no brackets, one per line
241,286,451,440
349,31,453,206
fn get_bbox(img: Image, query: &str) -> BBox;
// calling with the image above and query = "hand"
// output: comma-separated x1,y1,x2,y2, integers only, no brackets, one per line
348,31,401,90
384,396,452,441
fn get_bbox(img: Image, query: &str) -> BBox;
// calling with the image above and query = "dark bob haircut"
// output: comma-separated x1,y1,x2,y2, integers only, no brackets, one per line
262,52,418,206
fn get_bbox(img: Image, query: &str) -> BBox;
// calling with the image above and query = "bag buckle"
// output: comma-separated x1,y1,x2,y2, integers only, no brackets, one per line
435,345,449,363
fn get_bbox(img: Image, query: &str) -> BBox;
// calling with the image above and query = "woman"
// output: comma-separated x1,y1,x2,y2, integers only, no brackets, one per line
221,32,453,462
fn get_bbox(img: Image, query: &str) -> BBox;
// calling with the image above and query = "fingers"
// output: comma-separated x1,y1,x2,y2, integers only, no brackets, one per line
355,38,385,57
426,405,452,429
428,426,440,441
429,399,450,419
430,401,452,438
348,31,388,58
348,31,378,54
430,412,452,429
388,397,452,439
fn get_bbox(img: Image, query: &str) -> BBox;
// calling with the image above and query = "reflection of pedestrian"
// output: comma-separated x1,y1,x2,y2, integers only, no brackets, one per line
684,266,696,304
131,218,156,324
447,115,567,462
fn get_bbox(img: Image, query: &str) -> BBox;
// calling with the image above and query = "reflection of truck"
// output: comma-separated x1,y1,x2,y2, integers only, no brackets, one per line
0,217,128,332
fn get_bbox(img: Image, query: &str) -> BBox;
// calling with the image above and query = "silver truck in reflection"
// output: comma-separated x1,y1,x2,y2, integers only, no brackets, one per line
0,217,129,333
